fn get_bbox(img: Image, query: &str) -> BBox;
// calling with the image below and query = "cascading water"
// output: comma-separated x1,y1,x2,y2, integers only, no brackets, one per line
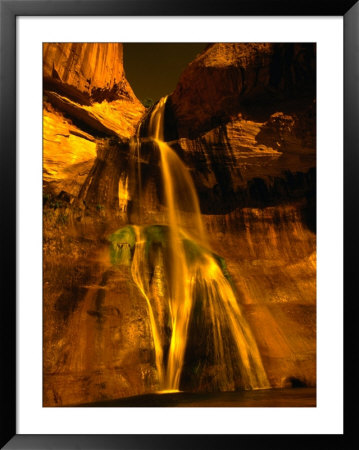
114,96,270,392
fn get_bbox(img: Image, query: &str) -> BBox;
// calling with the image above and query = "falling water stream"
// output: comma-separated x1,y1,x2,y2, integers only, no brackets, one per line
116,96,269,392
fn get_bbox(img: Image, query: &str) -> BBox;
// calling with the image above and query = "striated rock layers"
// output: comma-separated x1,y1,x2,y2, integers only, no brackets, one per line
169,43,315,138
43,43,145,197
162,43,316,212
43,43,316,406
43,43,130,103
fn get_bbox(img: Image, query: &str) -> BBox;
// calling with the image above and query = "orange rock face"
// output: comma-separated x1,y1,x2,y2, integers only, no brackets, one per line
170,43,315,138
165,43,316,214
43,43,134,102
43,102,97,196
43,43,148,406
199,205,316,389
43,43,145,196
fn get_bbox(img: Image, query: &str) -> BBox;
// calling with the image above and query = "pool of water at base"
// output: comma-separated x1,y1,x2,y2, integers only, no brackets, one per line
74,387,316,408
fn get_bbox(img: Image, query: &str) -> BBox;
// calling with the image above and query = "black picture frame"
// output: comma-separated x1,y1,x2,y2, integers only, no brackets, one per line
1,0,357,448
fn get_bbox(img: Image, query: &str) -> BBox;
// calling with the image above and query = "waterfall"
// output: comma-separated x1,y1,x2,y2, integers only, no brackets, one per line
116,96,270,392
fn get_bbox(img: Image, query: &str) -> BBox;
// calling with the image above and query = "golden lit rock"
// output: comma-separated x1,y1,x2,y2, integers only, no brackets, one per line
43,43,145,197
43,43,130,102
43,103,97,196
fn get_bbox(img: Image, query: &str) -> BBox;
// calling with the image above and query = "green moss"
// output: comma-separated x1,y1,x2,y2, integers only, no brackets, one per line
143,225,169,259
108,225,136,266
144,225,168,244
107,224,232,286
142,97,154,108
43,193,65,210
182,238,203,265
56,213,69,225
212,253,234,285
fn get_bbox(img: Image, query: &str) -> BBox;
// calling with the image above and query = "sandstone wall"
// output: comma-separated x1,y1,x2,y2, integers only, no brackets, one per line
43,43,145,197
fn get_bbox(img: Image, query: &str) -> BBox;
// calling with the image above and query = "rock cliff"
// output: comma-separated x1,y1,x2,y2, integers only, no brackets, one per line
169,43,315,138
43,43,145,197
162,43,316,215
43,43,136,104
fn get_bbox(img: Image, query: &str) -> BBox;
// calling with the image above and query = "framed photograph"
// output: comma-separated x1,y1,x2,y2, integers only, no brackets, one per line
1,0,356,448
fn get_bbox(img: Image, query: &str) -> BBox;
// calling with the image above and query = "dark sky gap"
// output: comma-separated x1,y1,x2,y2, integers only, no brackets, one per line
123,43,208,103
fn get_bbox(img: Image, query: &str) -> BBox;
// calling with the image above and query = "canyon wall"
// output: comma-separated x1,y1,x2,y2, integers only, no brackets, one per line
169,43,315,138
43,43,145,198
43,43,316,406
43,43,148,405
44,43,130,103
